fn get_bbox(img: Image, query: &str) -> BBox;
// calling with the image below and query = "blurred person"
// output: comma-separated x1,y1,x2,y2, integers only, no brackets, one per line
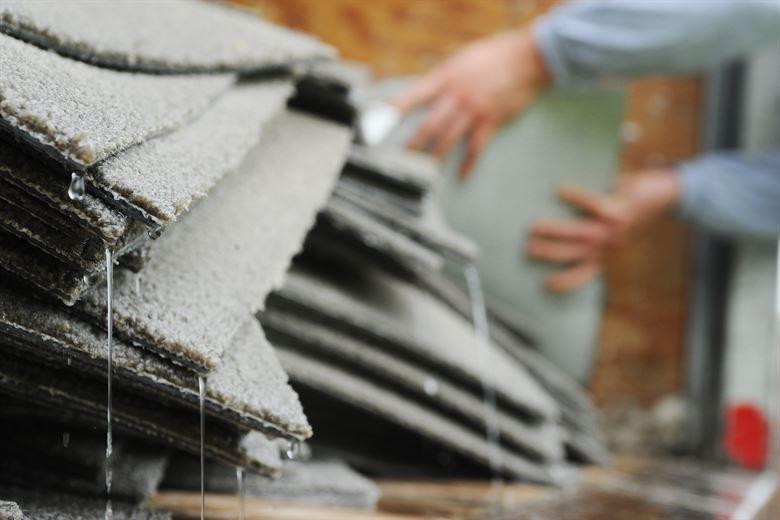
394,0,780,292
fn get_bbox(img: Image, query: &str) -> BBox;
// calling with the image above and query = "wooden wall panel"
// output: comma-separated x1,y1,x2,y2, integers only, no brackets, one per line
239,0,700,409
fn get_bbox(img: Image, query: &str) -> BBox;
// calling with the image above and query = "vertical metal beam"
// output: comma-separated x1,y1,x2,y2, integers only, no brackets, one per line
683,63,744,459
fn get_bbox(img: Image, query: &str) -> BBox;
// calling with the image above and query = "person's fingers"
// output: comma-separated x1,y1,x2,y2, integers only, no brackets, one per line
526,238,595,263
431,112,471,158
459,120,495,179
544,261,602,293
408,96,459,151
393,72,445,114
557,185,617,221
530,218,609,244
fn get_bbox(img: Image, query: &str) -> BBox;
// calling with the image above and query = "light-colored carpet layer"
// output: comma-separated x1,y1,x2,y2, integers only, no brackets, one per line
0,0,333,73
0,279,310,441
0,32,233,167
78,110,350,372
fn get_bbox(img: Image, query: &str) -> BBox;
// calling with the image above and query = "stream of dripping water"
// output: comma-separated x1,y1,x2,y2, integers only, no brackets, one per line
463,264,504,513
105,248,114,520
236,467,245,520
198,375,206,520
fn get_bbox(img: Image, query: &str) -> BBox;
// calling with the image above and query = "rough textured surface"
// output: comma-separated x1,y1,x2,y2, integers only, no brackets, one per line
0,489,170,519
260,307,564,464
0,181,105,269
0,0,333,73
79,110,350,371
0,33,233,167
0,501,23,520
276,346,556,484
0,231,90,305
0,279,310,440
0,140,128,242
164,458,380,510
0,353,278,474
272,260,558,422
94,81,293,227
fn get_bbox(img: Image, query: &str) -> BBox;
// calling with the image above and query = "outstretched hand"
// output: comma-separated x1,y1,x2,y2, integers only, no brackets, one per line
527,170,682,293
393,30,550,178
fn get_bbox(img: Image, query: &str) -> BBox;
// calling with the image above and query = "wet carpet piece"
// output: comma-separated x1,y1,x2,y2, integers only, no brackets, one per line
0,353,283,474
315,199,443,275
0,0,333,73
0,231,91,305
0,181,107,269
79,110,351,371
0,279,310,441
275,346,558,484
345,144,437,200
92,80,293,227
260,307,565,464
270,260,559,423
163,457,380,510
332,187,478,263
0,140,129,243
0,32,233,168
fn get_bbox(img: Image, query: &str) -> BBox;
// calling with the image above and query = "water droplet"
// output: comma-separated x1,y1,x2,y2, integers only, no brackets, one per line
423,378,439,396
62,431,70,448
67,356,72,366
68,172,85,201
284,440,300,460
147,226,162,240
198,374,207,520
236,467,246,520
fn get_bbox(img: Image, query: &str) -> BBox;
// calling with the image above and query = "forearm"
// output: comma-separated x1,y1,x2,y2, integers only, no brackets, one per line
676,152,780,239
533,0,780,84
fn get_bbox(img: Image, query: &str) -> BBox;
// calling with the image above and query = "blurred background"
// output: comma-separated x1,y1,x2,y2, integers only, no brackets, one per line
233,0,778,472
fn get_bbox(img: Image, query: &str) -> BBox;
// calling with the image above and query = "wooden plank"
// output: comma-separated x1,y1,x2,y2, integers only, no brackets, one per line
148,492,441,520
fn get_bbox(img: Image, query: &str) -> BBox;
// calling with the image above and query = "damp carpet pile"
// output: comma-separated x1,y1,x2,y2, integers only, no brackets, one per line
0,0,606,516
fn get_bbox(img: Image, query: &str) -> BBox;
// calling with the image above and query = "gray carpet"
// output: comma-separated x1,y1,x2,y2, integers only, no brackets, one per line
0,32,232,168
0,0,332,73
78,110,350,372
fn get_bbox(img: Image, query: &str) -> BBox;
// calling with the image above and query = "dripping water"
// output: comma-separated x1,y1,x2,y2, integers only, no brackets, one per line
464,264,504,512
62,431,70,448
198,375,207,520
236,467,246,520
148,226,162,240
105,248,114,520
68,172,85,201
284,440,300,460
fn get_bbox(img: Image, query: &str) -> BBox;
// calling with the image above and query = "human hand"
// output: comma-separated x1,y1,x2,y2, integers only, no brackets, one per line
526,169,682,293
393,29,551,178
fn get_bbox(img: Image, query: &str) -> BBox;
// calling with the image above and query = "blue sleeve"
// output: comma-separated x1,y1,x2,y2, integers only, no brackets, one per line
533,0,780,84
677,152,780,239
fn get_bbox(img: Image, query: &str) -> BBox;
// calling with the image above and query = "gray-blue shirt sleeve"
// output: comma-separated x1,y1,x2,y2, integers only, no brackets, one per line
677,152,780,239
533,0,780,84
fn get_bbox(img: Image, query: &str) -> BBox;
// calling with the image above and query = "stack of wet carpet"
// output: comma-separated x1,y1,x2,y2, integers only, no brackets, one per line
261,142,608,485
0,0,606,516
0,0,360,516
